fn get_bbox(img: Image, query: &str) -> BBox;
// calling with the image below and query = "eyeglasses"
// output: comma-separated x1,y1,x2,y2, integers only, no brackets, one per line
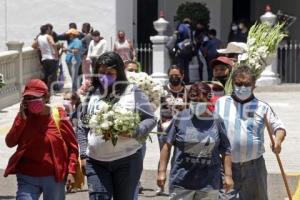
234,82,252,87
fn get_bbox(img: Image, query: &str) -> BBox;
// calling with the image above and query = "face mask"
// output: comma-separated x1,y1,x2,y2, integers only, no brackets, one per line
169,76,181,86
27,98,44,114
234,85,252,101
190,101,207,117
232,25,238,31
99,74,116,88
215,76,228,86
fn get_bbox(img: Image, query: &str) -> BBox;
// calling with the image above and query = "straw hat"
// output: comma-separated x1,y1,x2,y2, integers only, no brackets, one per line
217,42,247,54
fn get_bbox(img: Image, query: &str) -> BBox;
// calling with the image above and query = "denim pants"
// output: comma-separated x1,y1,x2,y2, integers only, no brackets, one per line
67,61,81,92
86,149,143,200
169,186,219,200
16,174,65,200
219,156,268,200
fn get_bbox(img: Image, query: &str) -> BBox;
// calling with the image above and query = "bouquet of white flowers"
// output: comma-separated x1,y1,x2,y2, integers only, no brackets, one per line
126,71,166,109
89,101,141,145
0,73,5,88
225,22,286,94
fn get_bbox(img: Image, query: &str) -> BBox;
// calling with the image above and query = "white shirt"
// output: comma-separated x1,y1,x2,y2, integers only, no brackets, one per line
37,34,56,60
87,39,107,59
86,85,142,161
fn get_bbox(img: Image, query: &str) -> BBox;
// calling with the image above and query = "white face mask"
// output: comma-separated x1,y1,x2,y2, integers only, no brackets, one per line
232,25,238,31
190,101,207,117
234,85,252,101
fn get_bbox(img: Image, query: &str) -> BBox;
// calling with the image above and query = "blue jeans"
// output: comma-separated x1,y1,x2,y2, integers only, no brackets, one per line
86,149,143,200
134,144,146,200
219,156,268,200
67,61,81,92
16,174,65,200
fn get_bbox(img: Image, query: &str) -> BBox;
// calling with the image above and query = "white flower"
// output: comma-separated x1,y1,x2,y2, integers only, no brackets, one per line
100,121,111,130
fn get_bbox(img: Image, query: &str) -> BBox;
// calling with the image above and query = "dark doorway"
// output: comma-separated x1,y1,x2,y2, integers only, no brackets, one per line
232,0,251,22
137,0,158,44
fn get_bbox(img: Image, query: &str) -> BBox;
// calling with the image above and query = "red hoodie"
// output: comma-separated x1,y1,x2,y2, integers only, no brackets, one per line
4,107,78,182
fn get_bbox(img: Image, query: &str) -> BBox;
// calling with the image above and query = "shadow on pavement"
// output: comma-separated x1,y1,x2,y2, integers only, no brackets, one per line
0,196,15,199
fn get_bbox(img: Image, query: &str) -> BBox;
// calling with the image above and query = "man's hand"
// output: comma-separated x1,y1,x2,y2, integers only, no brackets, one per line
66,173,75,192
157,171,166,188
223,175,234,192
272,137,282,154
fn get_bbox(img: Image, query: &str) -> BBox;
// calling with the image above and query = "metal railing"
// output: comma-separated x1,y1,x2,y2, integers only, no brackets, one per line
136,43,153,74
278,41,300,83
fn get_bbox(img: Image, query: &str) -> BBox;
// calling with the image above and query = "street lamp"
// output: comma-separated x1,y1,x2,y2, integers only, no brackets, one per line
4,0,8,42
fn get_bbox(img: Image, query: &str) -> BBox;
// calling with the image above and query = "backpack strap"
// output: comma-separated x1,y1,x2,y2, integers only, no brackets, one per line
52,107,61,131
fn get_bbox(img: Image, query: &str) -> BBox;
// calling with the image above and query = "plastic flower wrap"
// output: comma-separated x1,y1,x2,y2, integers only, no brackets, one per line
77,79,92,101
225,22,286,94
89,101,141,146
0,73,5,88
126,71,166,109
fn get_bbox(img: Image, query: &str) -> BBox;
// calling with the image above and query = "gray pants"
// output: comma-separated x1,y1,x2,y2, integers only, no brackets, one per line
169,187,219,200
219,156,268,200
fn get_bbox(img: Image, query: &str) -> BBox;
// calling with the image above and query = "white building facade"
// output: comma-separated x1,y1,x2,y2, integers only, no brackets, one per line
0,0,299,51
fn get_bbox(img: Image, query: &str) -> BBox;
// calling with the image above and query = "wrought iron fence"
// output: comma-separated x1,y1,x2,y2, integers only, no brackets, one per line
136,43,153,74
278,41,300,83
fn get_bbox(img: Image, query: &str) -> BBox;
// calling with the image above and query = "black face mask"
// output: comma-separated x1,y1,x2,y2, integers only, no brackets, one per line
169,76,182,86
215,76,228,86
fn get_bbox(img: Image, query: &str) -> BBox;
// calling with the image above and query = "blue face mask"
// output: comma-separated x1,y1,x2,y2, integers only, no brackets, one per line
190,101,207,117
234,85,252,101
99,74,116,88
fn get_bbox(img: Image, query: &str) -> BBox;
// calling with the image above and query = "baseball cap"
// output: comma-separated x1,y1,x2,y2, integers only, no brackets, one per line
209,56,234,70
22,79,48,97
217,42,247,54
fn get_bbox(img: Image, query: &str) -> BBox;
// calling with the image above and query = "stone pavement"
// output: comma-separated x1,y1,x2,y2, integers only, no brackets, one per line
0,85,300,200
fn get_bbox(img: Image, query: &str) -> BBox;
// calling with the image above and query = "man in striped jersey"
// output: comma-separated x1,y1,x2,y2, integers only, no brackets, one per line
216,65,286,200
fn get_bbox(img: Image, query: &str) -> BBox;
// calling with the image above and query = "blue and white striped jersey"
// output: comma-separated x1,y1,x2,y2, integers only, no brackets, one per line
215,95,285,163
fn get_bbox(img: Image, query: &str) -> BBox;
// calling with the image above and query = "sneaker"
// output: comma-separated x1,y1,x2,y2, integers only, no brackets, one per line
138,185,144,194
156,187,165,196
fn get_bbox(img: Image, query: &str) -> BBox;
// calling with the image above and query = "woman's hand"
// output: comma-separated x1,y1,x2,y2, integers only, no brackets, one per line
157,171,167,188
66,173,75,192
223,175,234,192
20,101,27,120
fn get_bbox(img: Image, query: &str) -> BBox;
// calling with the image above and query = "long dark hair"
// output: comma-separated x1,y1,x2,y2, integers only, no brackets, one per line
81,52,129,122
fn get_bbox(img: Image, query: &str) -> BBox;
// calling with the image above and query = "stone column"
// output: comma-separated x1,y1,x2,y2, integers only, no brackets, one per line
150,13,170,84
6,41,24,97
257,5,281,86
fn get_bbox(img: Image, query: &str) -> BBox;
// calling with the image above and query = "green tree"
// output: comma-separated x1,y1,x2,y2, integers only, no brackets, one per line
175,2,210,27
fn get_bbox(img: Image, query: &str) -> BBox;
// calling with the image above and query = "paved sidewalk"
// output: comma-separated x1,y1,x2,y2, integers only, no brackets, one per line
0,85,300,199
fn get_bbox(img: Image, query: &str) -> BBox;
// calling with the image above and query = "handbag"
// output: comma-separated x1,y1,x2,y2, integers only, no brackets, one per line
52,107,85,190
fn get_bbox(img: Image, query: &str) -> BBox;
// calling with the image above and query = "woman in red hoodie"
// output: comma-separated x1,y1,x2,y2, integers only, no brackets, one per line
4,79,78,200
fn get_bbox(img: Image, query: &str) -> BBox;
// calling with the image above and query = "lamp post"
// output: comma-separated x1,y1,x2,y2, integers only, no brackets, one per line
4,0,7,42
256,4,281,86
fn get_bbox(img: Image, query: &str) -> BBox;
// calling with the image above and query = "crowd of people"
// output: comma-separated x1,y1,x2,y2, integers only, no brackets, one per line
3,19,287,200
